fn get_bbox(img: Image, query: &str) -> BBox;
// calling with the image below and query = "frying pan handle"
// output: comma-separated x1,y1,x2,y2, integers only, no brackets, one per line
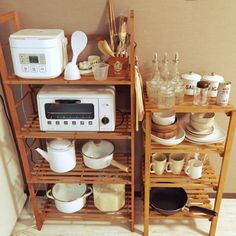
111,159,129,172
188,206,217,216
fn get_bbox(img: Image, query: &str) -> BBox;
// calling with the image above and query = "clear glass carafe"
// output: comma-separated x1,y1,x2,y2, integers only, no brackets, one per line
146,53,161,103
158,53,175,108
171,52,184,105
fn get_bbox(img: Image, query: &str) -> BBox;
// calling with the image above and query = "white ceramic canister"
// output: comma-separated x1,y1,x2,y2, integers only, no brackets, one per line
181,72,201,95
202,72,224,97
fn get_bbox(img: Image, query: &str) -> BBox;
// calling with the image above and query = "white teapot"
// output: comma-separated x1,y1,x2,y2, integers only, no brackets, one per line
35,138,76,173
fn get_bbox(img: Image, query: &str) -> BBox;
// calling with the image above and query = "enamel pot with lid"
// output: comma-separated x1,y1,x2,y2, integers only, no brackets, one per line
35,138,76,173
81,140,128,172
46,183,92,213
181,72,201,95
202,72,224,97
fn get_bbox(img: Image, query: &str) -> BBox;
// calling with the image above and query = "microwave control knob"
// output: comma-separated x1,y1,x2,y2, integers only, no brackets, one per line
101,117,109,125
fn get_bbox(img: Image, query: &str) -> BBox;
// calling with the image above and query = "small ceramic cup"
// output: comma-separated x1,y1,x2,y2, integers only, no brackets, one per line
165,153,185,175
150,153,167,175
185,159,203,179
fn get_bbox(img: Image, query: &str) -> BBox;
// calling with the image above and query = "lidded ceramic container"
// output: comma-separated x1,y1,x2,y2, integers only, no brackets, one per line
181,72,201,95
202,72,224,97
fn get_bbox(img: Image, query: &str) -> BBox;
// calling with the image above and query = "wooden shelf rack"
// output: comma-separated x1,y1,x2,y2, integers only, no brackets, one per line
0,10,136,232
143,90,236,236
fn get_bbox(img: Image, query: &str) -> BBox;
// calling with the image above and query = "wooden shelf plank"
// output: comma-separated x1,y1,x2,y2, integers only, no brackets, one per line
144,93,235,113
18,112,132,139
40,190,132,221
148,140,225,154
30,154,132,184
4,74,132,85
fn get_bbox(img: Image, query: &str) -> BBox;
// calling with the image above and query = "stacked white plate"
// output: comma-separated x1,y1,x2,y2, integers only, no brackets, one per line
184,122,225,144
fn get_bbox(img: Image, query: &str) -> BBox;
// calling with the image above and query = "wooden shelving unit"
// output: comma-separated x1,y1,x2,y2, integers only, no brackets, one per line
0,11,136,231
143,92,236,235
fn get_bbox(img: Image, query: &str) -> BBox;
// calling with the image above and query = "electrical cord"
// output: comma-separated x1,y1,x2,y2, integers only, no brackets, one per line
25,138,37,164
115,108,129,128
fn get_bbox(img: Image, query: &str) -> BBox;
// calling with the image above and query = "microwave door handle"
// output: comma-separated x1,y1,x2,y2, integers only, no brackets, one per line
55,99,81,104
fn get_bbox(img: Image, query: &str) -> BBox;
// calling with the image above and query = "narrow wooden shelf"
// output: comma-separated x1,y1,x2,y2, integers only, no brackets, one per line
149,187,213,219
148,140,225,155
18,112,131,139
4,74,132,85
144,92,235,113
143,161,218,189
40,190,132,221
31,154,132,184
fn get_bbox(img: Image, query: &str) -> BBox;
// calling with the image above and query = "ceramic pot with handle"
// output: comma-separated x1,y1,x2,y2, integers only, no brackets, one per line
81,140,128,172
46,183,92,213
35,138,76,173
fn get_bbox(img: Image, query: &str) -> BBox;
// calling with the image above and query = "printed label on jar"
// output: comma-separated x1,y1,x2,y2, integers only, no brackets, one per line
216,82,231,106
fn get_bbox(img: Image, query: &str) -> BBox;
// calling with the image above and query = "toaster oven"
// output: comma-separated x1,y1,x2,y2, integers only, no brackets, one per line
37,85,115,131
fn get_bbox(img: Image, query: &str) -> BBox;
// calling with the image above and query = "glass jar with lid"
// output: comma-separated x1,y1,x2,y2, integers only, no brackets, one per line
193,80,210,106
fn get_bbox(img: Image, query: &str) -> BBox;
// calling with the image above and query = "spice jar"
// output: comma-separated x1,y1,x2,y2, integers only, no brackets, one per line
193,80,210,106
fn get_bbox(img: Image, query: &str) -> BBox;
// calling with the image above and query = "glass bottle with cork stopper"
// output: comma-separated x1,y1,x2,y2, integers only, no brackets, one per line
146,53,161,103
171,52,185,105
158,52,175,108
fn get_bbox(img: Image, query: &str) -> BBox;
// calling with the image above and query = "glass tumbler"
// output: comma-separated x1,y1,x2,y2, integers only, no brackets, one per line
193,81,210,106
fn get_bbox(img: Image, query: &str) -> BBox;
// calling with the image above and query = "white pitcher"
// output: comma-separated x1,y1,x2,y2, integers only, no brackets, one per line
35,138,76,173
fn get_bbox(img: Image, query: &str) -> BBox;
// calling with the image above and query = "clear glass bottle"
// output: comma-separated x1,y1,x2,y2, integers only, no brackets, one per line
171,52,185,105
158,53,175,108
146,53,161,103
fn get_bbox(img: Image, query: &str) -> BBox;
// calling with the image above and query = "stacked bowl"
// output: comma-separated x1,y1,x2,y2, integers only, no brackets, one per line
151,112,177,139
189,113,215,135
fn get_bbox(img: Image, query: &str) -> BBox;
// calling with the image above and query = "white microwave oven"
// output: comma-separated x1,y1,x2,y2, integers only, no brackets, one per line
37,85,116,131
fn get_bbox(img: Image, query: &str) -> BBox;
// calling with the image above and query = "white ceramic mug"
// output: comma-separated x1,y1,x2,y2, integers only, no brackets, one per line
185,159,203,179
165,153,185,175
150,153,167,175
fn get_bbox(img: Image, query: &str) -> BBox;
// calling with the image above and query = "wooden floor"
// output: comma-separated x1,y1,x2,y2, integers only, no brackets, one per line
11,198,236,236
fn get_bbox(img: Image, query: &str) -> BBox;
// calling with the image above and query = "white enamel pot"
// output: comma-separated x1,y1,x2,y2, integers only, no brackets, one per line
181,72,201,95
35,138,76,173
46,183,92,213
202,73,224,97
81,140,128,172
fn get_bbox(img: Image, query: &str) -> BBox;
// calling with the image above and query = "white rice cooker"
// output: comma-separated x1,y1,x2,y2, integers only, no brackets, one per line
9,29,68,79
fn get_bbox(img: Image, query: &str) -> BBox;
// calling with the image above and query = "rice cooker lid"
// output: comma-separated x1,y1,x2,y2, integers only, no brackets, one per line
52,183,87,202
202,72,224,82
10,29,64,38
9,29,65,48
181,72,201,81
48,138,72,150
